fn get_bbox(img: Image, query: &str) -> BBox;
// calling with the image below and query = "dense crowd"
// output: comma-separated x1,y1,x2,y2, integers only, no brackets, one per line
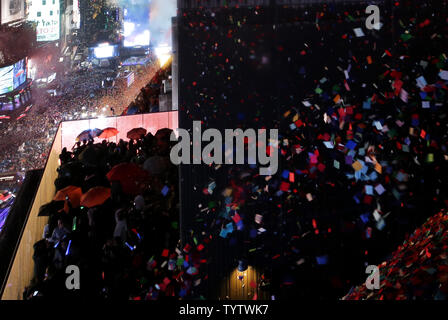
0,57,161,174
344,209,448,300
24,128,180,300
122,60,172,115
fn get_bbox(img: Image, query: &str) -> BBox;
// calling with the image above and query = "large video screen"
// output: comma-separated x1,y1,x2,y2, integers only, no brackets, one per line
13,59,26,88
123,2,150,47
0,65,14,95
0,59,27,95
89,44,118,59
94,45,115,59
0,0,25,25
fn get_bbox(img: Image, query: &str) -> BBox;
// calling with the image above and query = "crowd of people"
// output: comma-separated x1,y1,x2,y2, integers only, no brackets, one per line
122,60,172,115
24,129,181,300
344,209,448,300
0,54,162,174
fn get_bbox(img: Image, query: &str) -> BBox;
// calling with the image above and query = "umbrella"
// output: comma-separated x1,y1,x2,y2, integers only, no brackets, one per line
127,127,147,140
80,186,111,208
143,156,168,175
98,127,119,139
53,185,82,208
38,200,64,217
106,163,149,195
76,128,103,142
155,128,173,139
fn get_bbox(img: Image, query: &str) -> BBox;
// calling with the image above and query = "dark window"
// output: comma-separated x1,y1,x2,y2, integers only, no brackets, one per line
37,12,41,17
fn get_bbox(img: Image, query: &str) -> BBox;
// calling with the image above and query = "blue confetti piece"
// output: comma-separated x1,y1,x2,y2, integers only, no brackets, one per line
161,185,170,196
411,118,419,126
365,185,374,195
360,213,370,224
346,140,357,150
316,255,328,265
219,229,228,238
362,100,371,110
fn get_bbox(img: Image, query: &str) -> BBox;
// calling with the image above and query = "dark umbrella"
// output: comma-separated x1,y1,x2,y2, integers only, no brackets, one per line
38,200,64,217
155,128,173,139
127,127,147,140
106,163,149,195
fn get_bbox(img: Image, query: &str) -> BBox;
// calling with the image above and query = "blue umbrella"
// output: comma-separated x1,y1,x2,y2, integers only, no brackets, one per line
76,128,103,142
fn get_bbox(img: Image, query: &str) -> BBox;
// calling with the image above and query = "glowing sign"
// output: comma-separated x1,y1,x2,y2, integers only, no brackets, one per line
0,66,13,95
94,44,115,59
28,0,60,42
0,59,27,94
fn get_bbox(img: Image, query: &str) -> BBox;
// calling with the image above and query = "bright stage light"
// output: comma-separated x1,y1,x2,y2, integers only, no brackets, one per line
155,44,172,67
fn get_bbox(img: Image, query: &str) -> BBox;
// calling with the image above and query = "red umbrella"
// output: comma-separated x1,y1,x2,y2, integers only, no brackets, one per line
99,127,119,139
53,185,82,212
106,163,149,195
80,186,111,208
127,127,147,140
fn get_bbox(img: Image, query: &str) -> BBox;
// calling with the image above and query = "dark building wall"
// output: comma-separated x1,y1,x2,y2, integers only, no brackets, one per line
175,0,391,299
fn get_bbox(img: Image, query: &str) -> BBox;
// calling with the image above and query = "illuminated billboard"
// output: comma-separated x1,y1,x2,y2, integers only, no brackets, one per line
94,45,115,59
0,66,14,95
89,43,119,59
13,58,26,88
27,0,60,42
0,0,25,25
0,59,27,95
123,2,150,47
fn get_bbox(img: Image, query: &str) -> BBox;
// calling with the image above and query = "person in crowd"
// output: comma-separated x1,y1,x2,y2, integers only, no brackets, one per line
113,208,128,243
